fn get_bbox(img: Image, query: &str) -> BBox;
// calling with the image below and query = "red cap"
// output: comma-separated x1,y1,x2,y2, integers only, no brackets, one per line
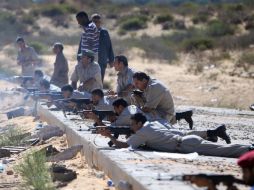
237,150,254,168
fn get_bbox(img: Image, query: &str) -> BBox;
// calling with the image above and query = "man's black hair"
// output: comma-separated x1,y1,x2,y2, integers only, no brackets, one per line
61,84,74,93
76,11,88,19
133,72,150,81
130,113,147,124
91,88,104,98
112,98,128,108
115,55,128,67
40,79,50,90
34,70,43,78
16,36,24,43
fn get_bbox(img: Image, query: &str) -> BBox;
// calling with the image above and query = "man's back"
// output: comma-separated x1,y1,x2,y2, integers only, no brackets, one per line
143,79,175,123
127,121,179,151
98,28,114,65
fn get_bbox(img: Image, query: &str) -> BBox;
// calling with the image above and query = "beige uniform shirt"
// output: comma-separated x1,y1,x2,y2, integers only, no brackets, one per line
17,46,39,76
127,121,179,151
70,61,103,93
143,79,175,124
50,52,69,88
117,67,135,96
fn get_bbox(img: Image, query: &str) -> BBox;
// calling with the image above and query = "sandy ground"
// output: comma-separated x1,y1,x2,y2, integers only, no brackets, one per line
0,82,115,190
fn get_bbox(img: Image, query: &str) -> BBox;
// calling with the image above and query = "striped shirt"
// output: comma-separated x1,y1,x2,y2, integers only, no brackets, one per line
81,22,99,53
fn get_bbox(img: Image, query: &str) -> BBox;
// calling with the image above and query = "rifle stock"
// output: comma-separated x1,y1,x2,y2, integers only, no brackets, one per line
78,109,115,120
91,126,133,135
183,174,246,188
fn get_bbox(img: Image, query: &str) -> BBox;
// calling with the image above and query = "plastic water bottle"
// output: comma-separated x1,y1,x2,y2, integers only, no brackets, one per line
107,180,114,187
0,163,5,173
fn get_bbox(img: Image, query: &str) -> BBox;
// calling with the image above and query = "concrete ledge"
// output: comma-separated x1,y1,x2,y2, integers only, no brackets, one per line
38,104,196,190
38,104,253,190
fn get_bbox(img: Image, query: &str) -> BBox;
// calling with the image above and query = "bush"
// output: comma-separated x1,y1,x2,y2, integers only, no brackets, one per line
154,14,173,24
21,14,35,25
0,11,16,25
239,52,254,66
183,37,214,52
178,2,200,16
217,30,254,50
34,4,77,18
0,127,25,147
29,41,48,54
119,15,148,31
207,20,235,37
245,21,254,30
16,150,55,190
192,14,209,24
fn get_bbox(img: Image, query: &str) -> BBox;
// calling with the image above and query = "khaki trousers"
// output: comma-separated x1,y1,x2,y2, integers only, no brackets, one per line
177,135,249,158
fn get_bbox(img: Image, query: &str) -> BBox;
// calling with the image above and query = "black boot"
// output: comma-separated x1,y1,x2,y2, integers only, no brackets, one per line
206,130,218,142
249,144,254,151
175,110,193,130
208,125,231,144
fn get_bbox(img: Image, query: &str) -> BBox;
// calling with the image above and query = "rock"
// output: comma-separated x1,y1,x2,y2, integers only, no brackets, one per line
36,125,64,141
6,107,25,119
6,170,14,175
0,149,11,158
48,145,83,162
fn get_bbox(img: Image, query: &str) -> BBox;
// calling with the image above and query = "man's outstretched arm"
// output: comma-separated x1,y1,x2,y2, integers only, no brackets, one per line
100,129,129,148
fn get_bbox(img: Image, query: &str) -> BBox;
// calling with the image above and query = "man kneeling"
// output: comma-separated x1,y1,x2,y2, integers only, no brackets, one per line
99,113,254,158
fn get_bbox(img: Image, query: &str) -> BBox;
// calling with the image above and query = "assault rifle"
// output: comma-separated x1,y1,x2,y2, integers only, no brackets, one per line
25,91,63,101
58,98,92,110
13,75,33,82
91,126,133,135
159,173,247,190
91,126,133,147
78,109,115,120
26,87,39,93
132,89,143,97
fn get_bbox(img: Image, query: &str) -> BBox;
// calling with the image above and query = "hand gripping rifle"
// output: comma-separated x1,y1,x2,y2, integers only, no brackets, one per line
91,126,134,147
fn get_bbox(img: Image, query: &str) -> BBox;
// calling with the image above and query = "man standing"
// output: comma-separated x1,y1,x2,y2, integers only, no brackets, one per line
76,11,99,61
71,49,102,93
91,14,114,82
50,42,69,88
16,37,40,76
99,113,253,158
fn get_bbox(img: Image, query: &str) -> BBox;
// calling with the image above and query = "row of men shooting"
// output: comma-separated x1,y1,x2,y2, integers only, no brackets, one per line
21,67,254,159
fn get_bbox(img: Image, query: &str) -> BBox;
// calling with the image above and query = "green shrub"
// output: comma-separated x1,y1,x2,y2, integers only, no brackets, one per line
183,37,214,52
154,14,173,24
119,15,148,31
16,150,55,190
21,14,35,25
0,11,16,25
207,20,235,37
218,31,254,50
35,4,77,18
178,2,200,16
0,127,25,147
29,41,48,54
192,14,209,24
239,52,254,66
